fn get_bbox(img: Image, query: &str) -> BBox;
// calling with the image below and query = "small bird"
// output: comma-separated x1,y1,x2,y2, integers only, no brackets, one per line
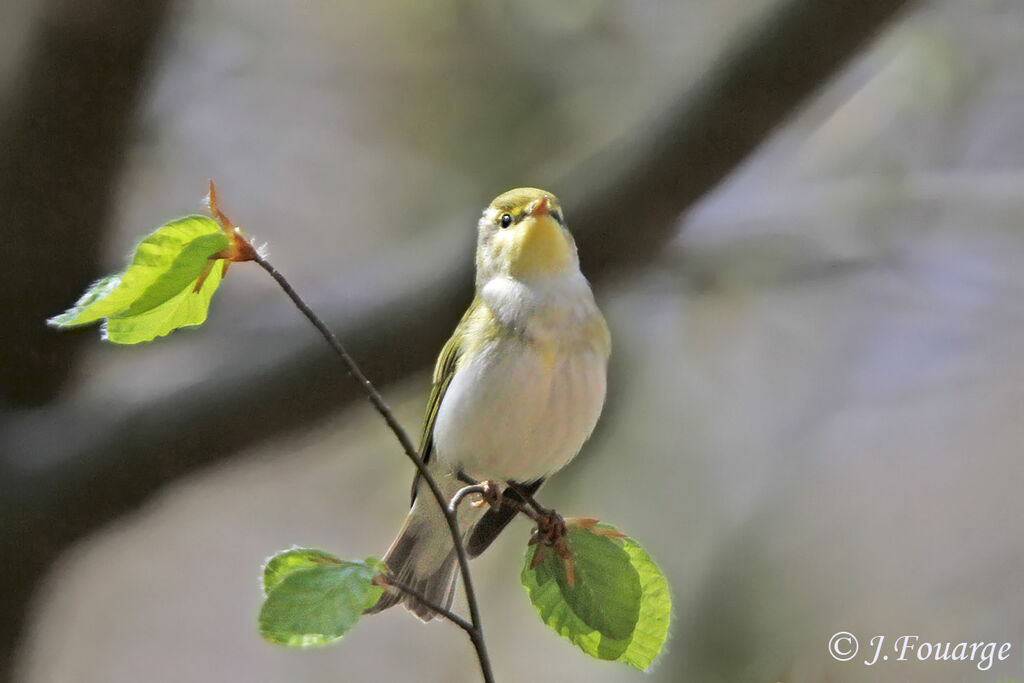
367,188,610,620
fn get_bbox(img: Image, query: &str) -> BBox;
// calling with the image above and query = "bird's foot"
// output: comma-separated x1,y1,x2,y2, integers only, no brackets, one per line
527,508,575,586
470,479,503,510
536,507,567,547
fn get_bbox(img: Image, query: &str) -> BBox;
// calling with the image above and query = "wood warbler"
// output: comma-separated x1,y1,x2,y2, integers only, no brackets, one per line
367,188,610,620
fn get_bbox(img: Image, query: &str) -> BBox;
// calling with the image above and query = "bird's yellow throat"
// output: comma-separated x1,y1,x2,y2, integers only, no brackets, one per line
508,213,572,279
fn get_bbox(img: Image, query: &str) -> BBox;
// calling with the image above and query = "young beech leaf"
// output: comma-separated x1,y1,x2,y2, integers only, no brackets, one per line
101,257,224,344
259,549,384,648
47,215,231,343
262,548,346,596
521,521,671,671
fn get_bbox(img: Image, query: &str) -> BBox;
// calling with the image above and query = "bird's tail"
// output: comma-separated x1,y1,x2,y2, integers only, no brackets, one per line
365,497,460,621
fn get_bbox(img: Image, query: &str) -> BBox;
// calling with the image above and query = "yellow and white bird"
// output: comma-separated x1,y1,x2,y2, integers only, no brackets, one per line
367,188,610,620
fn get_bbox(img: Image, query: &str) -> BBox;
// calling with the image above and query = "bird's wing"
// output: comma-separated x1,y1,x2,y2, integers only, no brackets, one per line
407,297,548,556
409,299,476,504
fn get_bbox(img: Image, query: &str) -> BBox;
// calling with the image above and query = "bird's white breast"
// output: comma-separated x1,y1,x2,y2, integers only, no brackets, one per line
432,273,608,483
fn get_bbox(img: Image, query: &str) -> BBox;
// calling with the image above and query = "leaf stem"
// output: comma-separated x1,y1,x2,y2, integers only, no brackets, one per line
253,253,495,683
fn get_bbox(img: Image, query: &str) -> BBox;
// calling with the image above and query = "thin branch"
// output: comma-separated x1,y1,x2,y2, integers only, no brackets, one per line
253,255,419,459
503,498,545,526
449,485,487,514
252,253,495,683
378,576,474,634
452,482,547,525
506,481,550,521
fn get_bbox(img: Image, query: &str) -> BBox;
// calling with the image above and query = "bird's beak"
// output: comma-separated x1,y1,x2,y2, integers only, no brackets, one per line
529,196,550,218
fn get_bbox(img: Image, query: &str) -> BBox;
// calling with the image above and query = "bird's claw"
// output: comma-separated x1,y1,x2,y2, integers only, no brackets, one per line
470,479,503,510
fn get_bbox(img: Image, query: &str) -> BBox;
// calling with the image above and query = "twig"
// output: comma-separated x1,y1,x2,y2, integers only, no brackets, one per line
252,253,495,683
448,484,490,514
378,576,474,634
450,481,567,546
252,255,419,459
451,481,558,527
507,482,550,520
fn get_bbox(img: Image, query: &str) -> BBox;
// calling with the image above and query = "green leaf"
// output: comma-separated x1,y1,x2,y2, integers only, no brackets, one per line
534,525,641,640
262,547,346,595
615,532,672,669
47,215,231,343
102,255,224,344
521,522,671,670
259,549,384,648
118,232,229,316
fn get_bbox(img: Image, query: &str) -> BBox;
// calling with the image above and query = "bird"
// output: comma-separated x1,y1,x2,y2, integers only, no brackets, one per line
366,187,610,620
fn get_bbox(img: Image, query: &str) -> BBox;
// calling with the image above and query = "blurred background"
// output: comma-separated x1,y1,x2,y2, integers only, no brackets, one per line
2,0,1023,681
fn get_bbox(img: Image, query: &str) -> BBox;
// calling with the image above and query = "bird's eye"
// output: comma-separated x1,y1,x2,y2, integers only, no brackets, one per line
499,213,513,228
551,210,563,224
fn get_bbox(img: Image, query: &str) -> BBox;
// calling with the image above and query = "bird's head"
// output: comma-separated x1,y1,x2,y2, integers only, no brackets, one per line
476,187,577,285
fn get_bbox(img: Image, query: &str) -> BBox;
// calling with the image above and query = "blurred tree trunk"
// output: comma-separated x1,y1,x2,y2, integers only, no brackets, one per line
0,0,172,406
0,0,173,678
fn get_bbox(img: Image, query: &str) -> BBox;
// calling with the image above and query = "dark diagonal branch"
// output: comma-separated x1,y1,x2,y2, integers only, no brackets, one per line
565,0,916,273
